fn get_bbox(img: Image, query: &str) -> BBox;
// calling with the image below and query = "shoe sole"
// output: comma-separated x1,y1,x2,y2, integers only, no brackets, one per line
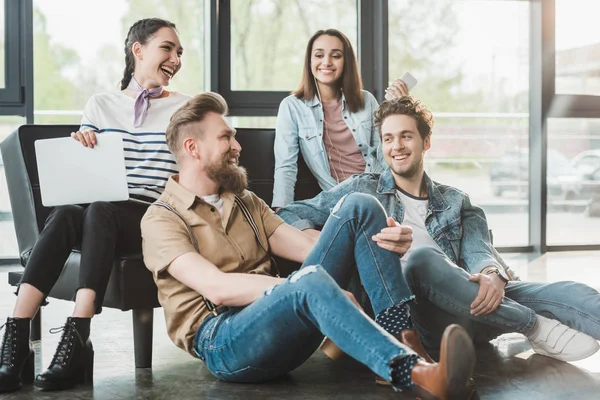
412,324,476,400
34,374,93,391
374,375,390,385
0,383,24,394
533,338,600,362
444,325,476,400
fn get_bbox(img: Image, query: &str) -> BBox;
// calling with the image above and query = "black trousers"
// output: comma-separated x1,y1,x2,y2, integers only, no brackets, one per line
21,200,149,314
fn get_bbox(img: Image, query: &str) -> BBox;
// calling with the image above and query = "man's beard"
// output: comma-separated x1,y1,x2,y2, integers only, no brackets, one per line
389,155,423,179
206,151,248,194
392,161,421,178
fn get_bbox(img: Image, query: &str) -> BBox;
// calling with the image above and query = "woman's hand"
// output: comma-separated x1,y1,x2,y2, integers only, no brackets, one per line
384,79,410,101
70,130,97,148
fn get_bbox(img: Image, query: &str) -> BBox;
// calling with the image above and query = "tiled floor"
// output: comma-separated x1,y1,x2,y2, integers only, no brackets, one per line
1,251,599,399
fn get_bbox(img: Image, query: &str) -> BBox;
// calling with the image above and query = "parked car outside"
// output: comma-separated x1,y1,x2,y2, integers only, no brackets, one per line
490,149,581,202
572,149,600,201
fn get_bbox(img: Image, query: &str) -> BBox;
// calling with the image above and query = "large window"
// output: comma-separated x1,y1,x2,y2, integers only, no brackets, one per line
5,0,600,258
555,0,600,96
230,0,357,91
388,0,530,247
33,0,206,124
547,118,600,245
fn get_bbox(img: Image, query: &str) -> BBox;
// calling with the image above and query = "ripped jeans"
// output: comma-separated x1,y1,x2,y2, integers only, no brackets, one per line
193,193,415,383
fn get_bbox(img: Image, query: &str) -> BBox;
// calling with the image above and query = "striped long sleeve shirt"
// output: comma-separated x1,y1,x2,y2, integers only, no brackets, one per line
80,91,191,200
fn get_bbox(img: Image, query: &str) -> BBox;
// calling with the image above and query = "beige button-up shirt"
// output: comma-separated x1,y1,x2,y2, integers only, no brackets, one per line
141,176,284,356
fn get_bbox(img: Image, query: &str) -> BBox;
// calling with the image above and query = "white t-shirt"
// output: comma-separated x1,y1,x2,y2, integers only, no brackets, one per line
201,194,224,217
80,91,191,200
396,188,444,263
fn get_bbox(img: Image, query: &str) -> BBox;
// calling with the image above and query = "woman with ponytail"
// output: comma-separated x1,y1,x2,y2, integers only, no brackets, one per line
0,18,190,393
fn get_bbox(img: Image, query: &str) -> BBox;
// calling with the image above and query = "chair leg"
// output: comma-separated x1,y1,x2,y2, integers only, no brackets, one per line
30,309,41,341
132,308,153,368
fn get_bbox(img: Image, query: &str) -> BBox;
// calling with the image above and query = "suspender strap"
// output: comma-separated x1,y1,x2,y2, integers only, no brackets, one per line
234,195,280,277
152,201,218,315
154,201,199,250
152,196,280,315
234,195,268,253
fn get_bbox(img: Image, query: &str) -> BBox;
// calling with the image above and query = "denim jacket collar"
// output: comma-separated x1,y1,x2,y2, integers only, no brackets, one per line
303,92,347,111
376,169,397,194
423,173,451,212
376,170,450,212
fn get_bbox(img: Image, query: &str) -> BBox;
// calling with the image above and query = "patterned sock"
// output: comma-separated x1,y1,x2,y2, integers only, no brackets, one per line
390,354,420,389
375,304,412,334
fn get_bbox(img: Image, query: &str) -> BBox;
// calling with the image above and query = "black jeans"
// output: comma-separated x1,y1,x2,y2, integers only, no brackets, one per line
20,200,149,313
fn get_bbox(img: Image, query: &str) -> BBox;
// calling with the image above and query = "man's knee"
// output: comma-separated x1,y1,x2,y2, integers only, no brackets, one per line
268,265,337,297
288,265,332,287
404,247,449,283
331,193,384,218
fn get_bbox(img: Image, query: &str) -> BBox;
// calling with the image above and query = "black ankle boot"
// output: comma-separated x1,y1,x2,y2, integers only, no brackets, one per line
0,317,34,393
34,317,94,391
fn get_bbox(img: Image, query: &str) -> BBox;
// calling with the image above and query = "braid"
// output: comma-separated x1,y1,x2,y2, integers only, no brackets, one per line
119,18,177,90
120,52,135,90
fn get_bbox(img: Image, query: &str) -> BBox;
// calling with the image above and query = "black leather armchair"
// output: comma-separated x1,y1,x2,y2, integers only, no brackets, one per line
1,125,320,368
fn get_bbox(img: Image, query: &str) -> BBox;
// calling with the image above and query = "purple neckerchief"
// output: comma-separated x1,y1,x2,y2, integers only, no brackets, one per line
127,77,164,128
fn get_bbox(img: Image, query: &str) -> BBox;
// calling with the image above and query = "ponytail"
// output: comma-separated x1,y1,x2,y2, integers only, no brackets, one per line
120,45,136,90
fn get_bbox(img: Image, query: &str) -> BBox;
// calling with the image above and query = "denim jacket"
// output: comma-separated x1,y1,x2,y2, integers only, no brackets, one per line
277,169,516,277
272,90,385,208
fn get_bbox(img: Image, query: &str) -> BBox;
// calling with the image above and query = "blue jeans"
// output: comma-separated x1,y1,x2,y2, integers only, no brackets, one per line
405,247,600,350
194,193,414,383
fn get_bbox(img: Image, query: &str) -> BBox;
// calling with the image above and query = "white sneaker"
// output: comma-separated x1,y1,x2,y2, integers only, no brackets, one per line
528,315,600,362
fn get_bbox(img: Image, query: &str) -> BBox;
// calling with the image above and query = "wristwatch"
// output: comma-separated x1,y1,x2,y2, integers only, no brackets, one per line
485,267,510,284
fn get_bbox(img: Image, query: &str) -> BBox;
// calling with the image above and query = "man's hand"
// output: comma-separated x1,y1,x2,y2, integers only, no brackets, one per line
371,217,413,255
469,272,506,316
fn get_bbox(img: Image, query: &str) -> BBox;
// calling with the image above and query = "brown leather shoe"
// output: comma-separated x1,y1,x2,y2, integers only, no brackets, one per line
397,328,434,363
320,337,344,360
410,324,475,400
375,328,434,385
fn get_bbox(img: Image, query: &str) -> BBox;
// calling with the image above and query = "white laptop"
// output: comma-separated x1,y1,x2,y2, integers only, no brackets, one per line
35,131,130,207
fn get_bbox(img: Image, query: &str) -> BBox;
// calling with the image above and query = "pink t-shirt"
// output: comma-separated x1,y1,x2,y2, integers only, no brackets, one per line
322,100,366,183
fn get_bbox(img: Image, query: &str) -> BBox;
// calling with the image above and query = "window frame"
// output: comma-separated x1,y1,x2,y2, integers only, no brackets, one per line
0,0,33,121
212,0,384,115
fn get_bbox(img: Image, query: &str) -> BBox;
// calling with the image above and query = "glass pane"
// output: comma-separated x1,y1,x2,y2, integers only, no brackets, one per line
33,0,205,123
556,0,600,95
0,0,5,88
0,116,27,258
547,118,600,245
231,0,357,91
388,0,530,247
231,117,277,129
